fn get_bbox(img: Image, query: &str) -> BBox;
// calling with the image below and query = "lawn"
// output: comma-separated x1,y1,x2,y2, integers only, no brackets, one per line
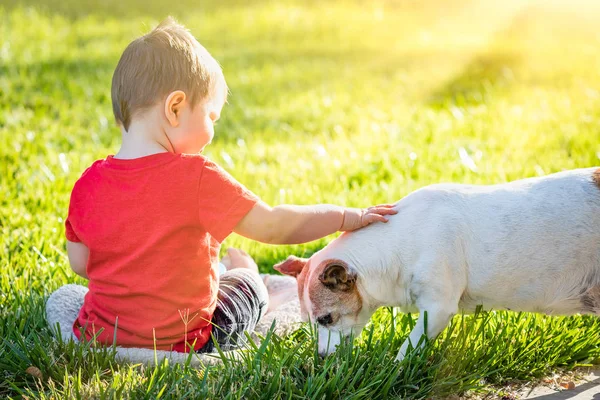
2,0,600,398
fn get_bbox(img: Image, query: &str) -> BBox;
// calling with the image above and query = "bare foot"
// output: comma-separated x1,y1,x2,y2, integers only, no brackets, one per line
220,248,258,273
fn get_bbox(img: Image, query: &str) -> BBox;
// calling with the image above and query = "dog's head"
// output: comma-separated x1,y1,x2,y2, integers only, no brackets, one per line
274,247,371,356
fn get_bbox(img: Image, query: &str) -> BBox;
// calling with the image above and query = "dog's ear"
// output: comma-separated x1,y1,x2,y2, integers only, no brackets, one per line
319,262,356,291
274,255,308,278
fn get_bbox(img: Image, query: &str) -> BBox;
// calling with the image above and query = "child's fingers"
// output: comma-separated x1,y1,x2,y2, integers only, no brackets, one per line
367,206,398,215
363,213,389,225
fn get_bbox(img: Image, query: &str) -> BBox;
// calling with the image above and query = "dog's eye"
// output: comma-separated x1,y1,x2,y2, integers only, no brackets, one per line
316,313,333,326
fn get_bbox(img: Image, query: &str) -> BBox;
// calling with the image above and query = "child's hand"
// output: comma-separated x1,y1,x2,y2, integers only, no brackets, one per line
340,204,397,232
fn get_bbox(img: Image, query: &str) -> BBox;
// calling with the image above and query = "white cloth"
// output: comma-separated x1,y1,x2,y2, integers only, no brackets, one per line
218,262,228,276
45,275,301,366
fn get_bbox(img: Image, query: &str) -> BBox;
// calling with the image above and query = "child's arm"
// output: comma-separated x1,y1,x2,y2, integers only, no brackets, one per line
67,240,89,279
234,201,396,244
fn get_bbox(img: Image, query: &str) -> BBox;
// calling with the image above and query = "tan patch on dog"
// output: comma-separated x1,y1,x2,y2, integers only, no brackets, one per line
593,169,600,190
307,260,362,325
581,285,600,314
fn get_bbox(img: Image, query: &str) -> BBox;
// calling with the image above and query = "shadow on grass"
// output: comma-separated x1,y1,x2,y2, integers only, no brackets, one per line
0,45,465,146
0,58,115,112
423,6,537,108
426,52,521,108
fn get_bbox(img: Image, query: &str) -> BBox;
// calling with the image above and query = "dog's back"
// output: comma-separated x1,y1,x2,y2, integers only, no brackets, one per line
396,167,600,315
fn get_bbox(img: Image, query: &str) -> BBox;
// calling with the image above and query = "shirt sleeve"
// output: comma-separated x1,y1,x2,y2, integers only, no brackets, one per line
198,159,259,243
65,181,82,243
65,217,81,242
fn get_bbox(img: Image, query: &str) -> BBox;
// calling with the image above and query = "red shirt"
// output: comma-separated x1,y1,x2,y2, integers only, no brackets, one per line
65,153,258,351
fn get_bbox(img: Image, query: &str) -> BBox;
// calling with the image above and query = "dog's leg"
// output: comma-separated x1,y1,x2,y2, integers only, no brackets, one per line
396,296,457,362
395,238,465,363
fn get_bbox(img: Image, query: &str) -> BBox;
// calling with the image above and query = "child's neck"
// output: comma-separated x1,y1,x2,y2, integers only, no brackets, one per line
114,117,171,160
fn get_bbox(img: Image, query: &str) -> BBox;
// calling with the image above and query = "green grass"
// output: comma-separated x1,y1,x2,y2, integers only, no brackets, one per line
2,0,600,398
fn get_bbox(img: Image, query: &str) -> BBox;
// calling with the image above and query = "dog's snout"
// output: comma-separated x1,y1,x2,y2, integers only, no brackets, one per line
316,313,333,326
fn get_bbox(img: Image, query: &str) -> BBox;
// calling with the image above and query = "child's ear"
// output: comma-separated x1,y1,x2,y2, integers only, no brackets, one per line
164,90,186,127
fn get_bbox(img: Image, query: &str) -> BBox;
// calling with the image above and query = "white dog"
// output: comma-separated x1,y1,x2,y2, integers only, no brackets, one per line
275,168,600,361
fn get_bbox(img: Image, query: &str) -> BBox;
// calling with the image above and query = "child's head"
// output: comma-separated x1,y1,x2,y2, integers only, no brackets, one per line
111,17,227,154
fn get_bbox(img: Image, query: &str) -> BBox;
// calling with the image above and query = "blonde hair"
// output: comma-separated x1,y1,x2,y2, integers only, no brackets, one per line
111,17,226,131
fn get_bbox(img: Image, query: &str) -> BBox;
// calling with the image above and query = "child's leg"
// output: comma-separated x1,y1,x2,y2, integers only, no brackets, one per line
221,248,297,311
46,284,88,341
209,247,300,347
202,268,268,352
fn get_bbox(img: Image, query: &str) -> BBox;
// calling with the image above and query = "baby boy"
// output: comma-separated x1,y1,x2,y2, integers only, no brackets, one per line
62,18,395,353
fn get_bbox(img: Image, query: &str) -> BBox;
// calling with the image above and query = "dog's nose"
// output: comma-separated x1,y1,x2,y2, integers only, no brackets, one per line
316,313,333,326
